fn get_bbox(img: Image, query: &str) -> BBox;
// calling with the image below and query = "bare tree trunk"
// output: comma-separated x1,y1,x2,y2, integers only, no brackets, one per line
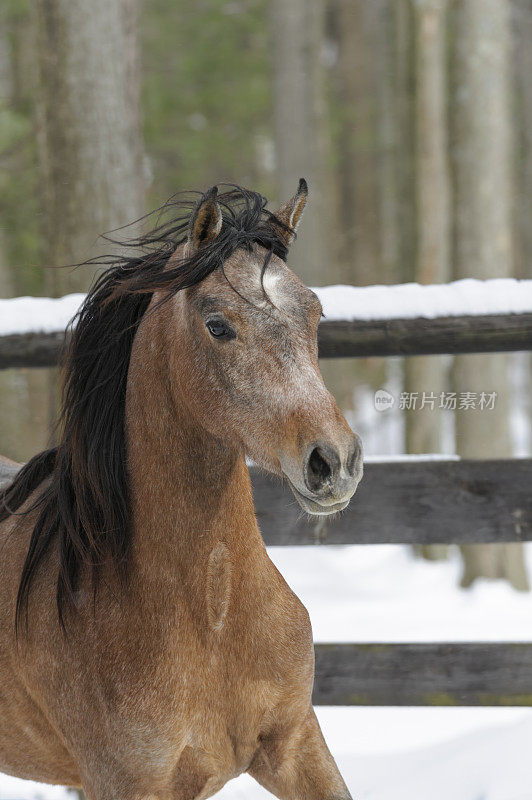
513,0,532,450
394,0,417,285
406,0,451,560
34,0,145,289
450,0,528,590
374,0,401,283
269,0,337,285
512,0,532,281
412,0,450,290
270,0,359,414
0,15,51,464
33,0,145,436
331,0,381,286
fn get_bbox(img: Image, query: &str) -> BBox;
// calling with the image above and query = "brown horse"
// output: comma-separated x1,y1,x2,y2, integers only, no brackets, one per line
0,183,362,800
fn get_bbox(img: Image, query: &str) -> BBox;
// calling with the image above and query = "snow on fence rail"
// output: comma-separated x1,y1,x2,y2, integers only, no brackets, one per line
1,278,532,367
2,283,532,706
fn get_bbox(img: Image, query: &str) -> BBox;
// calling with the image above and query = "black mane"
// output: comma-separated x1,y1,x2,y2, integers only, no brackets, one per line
0,185,289,632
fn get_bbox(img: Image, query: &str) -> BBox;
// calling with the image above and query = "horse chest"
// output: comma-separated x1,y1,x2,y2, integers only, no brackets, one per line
202,543,314,678
62,543,315,793
191,544,314,745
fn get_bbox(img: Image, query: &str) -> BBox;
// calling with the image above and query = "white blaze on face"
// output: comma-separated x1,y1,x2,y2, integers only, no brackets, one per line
259,266,325,404
261,269,291,310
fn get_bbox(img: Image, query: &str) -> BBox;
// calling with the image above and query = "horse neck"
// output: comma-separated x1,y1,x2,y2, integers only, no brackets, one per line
125,299,259,581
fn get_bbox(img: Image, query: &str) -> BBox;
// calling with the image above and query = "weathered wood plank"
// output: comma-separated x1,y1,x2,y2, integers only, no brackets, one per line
312,642,532,705
1,312,532,369
317,313,532,357
251,458,532,545
0,331,67,369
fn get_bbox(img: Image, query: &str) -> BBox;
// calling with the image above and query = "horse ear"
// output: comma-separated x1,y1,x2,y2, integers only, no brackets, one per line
271,178,308,248
188,187,223,250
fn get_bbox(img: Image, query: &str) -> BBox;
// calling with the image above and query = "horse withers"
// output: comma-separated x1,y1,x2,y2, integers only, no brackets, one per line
0,182,363,800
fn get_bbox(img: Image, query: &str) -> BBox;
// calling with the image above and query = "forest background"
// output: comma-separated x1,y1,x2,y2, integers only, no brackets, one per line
1,0,531,588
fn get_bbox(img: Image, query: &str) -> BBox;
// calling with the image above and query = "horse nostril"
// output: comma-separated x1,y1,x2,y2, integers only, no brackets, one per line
305,446,333,493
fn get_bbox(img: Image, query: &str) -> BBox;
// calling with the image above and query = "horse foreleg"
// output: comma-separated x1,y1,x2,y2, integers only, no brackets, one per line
248,706,352,800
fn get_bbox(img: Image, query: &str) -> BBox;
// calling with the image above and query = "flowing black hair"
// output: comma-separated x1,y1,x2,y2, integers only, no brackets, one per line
0,185,291,632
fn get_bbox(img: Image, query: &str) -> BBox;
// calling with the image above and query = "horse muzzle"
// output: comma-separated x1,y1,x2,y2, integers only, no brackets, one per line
281,436,363,516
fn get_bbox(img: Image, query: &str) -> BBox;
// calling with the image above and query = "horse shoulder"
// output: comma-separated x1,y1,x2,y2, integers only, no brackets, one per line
238,549,315,690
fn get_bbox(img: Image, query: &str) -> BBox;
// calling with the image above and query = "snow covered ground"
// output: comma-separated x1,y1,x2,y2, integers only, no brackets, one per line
2,278,532,336
2,544,531,800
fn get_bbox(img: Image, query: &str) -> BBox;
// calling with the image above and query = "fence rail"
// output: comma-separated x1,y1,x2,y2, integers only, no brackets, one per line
0,331,66,370
312,642,532,706
318,313,532,358
251,459,532,545
1,311,532,369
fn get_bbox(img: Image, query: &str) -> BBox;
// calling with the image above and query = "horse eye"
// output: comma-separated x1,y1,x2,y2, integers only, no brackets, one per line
206,319,235,340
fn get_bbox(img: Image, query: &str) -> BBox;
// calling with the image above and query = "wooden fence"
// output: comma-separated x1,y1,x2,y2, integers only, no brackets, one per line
2,312,532,368
1,307,532,705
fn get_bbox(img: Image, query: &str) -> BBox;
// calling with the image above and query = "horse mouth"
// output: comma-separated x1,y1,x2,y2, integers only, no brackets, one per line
285,478,351,516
